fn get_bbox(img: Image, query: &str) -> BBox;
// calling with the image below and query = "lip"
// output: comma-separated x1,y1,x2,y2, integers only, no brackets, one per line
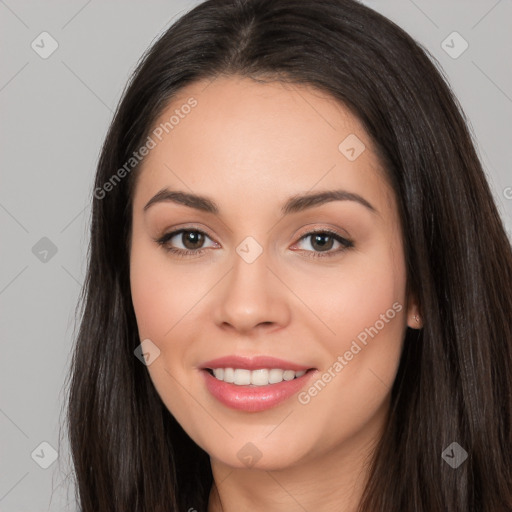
199,355,317,412
201,369,317,412
200,355,313,372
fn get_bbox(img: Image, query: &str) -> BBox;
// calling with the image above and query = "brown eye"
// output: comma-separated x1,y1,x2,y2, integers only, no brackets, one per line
309,233,335,252
294,229,353,259
156,229,217,256
180,230,206,250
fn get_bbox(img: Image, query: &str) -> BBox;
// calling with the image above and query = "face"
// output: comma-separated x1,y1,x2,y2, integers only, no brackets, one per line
129,75,418,471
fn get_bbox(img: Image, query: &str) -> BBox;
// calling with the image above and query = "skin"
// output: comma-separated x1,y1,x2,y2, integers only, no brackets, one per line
129,75,422,512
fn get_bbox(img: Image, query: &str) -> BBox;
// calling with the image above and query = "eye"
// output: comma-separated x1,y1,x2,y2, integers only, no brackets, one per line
293,229,353,259
155,227,353,259
155,229,217,258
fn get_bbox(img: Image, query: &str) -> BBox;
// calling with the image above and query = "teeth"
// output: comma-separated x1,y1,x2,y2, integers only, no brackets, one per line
283,370,295,381
210,368,307,386
234,369,251,385
251,369,269,386
212,368,224,380
223,368,234,383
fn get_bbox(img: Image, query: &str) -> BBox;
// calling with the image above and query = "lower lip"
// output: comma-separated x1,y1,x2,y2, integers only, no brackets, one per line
201,369,316,412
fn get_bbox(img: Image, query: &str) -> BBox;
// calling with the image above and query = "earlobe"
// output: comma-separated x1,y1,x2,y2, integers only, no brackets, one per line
406,294,423,330
409,312,423,329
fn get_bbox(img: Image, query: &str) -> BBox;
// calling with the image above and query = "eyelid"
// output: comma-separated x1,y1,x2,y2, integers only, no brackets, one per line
155,224,353,258
293,224,352,242
154,225,218,249
157,223,350,242
290,227,353,254
156,223,217,242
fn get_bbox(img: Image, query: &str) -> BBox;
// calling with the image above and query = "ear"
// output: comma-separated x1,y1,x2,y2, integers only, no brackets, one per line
406,291,423,330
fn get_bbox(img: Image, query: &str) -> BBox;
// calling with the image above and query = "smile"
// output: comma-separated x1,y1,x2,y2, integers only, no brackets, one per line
199,355,317,412
208,368,306,385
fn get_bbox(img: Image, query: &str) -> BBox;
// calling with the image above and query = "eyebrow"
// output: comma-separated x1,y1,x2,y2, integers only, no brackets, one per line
143,188,377,215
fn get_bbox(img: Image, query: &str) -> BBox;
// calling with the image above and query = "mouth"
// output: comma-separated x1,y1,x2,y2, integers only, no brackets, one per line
199,355,318,412
204,367,315,386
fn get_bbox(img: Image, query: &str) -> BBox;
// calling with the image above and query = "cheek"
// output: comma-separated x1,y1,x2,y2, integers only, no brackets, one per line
293,240,407,353
130,244,170,339
291,245,407,452
295,236,408,417
129,243,202,417
130,240,205,341
337,264,404,344
326,242,407,385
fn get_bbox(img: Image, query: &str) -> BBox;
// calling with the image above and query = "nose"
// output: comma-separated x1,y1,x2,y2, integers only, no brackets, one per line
212,248,291,335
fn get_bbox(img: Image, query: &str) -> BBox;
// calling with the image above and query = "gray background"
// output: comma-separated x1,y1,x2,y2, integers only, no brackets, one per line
0,1,511,510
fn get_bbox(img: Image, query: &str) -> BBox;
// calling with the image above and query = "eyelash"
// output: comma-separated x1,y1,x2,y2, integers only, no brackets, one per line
155,227,354,259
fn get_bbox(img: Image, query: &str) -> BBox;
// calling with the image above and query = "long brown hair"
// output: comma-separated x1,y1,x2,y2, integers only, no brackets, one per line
63,0,512,510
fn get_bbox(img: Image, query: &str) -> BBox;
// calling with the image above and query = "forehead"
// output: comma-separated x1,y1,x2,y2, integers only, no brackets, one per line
133,75,394,217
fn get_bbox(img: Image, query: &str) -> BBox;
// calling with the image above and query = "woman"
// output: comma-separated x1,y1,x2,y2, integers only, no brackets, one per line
65,0,512,510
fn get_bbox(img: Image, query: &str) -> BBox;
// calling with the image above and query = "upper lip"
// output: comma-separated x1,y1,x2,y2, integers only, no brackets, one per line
200,355,314,372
